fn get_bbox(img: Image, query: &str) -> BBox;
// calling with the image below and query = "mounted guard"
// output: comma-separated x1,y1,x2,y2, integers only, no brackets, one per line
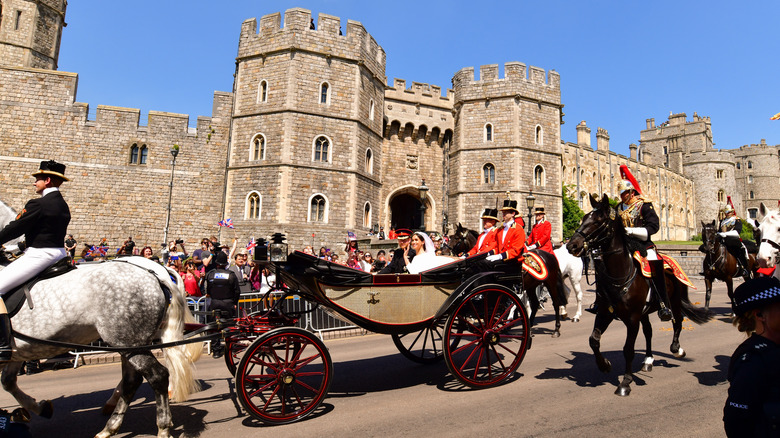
616,164,672,321
718,196,753,279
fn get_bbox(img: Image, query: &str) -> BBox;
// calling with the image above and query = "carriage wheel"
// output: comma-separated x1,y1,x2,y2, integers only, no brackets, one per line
391,319,450,364
444,285,530,388
235,327,332,425
224,331,257,376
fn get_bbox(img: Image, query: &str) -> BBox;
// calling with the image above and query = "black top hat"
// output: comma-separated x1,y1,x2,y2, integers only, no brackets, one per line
395,228,413,239
31,160,69,181
499,199,519,214
533,207,545,215
733,277,780,316
481,208,499,221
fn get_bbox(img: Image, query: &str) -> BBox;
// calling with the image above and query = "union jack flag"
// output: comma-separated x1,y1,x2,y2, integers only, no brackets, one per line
347,231,357,240
89,245,109,256
218,218,234,229
246,239,257,252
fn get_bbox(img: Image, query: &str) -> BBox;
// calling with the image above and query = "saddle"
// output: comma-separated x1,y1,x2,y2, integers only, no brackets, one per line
4,258,76,318
522,251,548,281
632,252,695,288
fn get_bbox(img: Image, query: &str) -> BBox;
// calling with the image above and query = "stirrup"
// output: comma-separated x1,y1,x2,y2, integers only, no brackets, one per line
657,306,672,322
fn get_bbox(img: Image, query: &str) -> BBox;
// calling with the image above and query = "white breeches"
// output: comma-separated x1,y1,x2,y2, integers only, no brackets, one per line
646,248,658,261
0,247,67,296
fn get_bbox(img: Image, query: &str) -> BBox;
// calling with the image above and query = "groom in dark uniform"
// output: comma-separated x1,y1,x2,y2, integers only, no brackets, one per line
378,229,415,274
0,160,71,360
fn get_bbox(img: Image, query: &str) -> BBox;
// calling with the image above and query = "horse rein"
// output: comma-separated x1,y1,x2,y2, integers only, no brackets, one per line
761,237,780,263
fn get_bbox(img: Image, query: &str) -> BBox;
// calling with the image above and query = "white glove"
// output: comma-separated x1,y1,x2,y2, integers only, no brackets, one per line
460,255,467,259
625,227,648,241
720,230,739,238
527,244,537,250
486,254,503,262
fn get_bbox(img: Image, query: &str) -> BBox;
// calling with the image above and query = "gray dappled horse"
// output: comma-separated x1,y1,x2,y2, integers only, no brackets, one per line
0,202,201,438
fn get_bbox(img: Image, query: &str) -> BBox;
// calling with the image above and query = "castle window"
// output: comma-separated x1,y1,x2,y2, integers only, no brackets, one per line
717,190,725,203
748,175,753,184
15,10,21,31
129,143,148,165
314,136,330,162
736,162,741,169
320,82,330,104
139,145,148,164
309,194,328,223
483,163,495,184
534,165,545,186
250,134,265,161
747,161,753,169
716,169,723,179
365,148,373,174
363,202,371,228
484,123,493,142
535,125,543,144
369,100,375,121
749,191,755,199
245,192,261,219
748,208,758,219
258,80,268,103
663,146,668,155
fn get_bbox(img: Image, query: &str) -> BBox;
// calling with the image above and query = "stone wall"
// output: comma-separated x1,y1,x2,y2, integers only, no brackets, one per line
0,0,66,70
734,141,780,219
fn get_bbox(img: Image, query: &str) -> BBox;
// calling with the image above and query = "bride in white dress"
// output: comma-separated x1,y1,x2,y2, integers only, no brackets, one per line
405,231,456,274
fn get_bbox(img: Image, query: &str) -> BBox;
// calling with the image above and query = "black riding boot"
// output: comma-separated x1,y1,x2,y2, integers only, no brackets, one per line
649,260,673,322
736,249,752,279
0,313,13,361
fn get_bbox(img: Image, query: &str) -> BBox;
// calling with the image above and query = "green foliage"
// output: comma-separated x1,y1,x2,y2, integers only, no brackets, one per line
562,184,584,239
608,197,619,208
690,234,702,242
740,226,756,242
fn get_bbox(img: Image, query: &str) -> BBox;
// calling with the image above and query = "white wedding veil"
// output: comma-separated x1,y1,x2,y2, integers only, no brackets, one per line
414,231,437,256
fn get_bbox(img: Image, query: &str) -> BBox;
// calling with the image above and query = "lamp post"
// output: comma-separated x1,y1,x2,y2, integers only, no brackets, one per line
526,191,536,236
162,144,180,248
418,179,429,231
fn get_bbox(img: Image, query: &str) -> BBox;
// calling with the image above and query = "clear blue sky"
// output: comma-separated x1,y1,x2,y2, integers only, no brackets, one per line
58,1,780,157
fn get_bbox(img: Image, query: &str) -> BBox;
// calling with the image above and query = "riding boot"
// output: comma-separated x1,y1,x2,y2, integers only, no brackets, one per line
736,248,752,279
649,260,673,322
0,313,13,361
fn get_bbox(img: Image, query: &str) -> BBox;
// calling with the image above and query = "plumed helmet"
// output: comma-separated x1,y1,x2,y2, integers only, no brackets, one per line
724,204,735,214
617,180,634,195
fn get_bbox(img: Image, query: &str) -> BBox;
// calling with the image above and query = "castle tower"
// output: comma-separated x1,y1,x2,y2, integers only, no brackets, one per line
225,8,387,248
0,0,66,69
450,62,563,238
639,112,713,172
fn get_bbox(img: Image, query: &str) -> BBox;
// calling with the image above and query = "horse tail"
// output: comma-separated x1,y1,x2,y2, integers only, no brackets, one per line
677,282,712,325
160,268,202,402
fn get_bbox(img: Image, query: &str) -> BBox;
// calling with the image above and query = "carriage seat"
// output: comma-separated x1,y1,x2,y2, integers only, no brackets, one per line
4,257,76,317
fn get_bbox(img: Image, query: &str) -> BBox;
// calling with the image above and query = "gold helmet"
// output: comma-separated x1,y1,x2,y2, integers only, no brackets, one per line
723,204,735,215
617,180,635,195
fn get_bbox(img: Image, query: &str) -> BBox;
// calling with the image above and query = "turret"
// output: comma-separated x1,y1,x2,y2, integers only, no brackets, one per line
0,0,67,70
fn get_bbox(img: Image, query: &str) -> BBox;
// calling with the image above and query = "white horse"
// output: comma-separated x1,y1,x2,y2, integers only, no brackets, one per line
554,245,584,322
756,202,780,281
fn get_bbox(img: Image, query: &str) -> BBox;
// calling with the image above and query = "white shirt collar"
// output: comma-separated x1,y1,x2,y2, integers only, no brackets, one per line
42,187,60,196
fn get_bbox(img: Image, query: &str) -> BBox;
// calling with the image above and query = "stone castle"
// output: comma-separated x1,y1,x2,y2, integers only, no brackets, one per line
1,3,777,251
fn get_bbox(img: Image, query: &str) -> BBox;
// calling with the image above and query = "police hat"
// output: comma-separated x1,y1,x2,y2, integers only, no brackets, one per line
215,251,228,265
733,277,780,316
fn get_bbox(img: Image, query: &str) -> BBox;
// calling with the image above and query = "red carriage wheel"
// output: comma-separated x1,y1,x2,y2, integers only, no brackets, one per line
235,327,333,425
224,331,256,376
443,285,530,388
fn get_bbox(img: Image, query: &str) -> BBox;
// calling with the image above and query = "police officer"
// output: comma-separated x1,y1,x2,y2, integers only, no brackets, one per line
616,168,672,322
724,277,780,437
0,160,71,360
719,198,752,279
204,251,240,319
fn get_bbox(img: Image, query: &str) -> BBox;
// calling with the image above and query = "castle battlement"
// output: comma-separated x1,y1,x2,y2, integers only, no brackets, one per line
683,149,736,164
384,78,452,107
737,139,779,152
452,62,560,105
238,8,385,81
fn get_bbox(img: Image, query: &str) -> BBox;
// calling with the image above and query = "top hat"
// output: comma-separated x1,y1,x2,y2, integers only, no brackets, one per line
31,160,69,181
481,208,499,221
499,199,520,215
733,277,780,316
395,228,413,240
533,207,545,215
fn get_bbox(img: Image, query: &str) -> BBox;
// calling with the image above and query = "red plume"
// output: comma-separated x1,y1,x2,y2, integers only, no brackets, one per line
619,164,642,195
727,196,734,209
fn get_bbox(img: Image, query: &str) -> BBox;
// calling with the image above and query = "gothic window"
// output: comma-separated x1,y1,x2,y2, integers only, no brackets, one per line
365,148,373,174
748,208,758,219
534,165,545,186
717,190,725,203
245,192,261,219
320,82,330,104
747,161,753,169
736,162,741,169
535,125,543,144
130,144,138,164
750,191,755,199
483,163,495,184
139,145,148,164
484,123,493,142
309,194,328,223
258,80,268,103
129,143,148,165
748,175,753,184
313,136,330,162
716,169,723,179
363,202,371,228
250,134,265,161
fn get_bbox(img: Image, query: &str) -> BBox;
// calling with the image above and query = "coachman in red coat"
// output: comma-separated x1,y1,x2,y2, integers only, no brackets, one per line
526,207,553,254
467,208,499,257
487,200,526,263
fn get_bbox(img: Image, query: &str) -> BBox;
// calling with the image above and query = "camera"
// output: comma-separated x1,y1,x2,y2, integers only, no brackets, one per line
175,239,184,244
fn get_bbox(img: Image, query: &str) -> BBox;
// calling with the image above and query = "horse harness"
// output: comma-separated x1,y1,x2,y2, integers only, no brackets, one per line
1,257,75,318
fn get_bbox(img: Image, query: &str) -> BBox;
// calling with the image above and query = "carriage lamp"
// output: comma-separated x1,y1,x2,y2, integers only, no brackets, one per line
526,191,536,235
419,179,429,231
269,233,288,262
253,238,268,262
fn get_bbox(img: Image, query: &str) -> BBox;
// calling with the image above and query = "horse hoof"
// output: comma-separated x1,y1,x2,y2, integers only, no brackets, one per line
641,363,653,372
598,360,612,374
40,400,53,419
614,386,631,396
552,331,561,338
673,348,686,359
572,317,580,323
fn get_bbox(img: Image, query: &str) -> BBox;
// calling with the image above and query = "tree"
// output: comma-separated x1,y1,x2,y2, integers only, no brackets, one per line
562,185,585,239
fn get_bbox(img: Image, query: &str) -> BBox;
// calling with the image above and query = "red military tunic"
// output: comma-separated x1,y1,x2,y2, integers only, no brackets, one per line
467,227,498,257
527,219,553,253
494,218,526,261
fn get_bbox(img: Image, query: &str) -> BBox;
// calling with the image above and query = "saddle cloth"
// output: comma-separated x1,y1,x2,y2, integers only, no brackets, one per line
522,251,548,281
632,252,695,289
4,258,76,318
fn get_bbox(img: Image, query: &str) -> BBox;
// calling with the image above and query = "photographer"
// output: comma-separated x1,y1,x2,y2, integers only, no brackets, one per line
161,239,187,266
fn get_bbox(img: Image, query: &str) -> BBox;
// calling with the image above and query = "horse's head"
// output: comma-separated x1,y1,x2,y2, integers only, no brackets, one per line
448,222,476,257
757,202,780,269
700,220,718,253
566,193,617,257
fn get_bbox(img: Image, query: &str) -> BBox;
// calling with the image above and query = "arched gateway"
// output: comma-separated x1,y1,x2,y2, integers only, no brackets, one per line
386,186,435,232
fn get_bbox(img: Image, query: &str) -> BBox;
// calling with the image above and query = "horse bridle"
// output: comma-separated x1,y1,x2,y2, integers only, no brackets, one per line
761,237,780,263
576,211,638,296
573,213,614,254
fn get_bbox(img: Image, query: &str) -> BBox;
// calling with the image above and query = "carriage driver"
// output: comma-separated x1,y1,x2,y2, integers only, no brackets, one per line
466,208,499,257
718,198,753,280
616,172,672,322
486,199,526,263
0,160,71,361
526,207,553,254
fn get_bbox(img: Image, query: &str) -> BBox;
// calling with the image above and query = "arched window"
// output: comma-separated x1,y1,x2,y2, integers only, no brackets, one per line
320,82,330,104
484,123,493,142
369,100,375,121
363,202,371,228
534,165,545,186
245,192,261,219
129,143,148,165
139,145,148,164
130,144,139,164
483,163,495,184
365,148,373,174
250,134,265,161
258,80,268,103
309,194,328,223
747,161,753,169
535,125,543,144
717,190,725,203
748,175,753,184
313,136,330,162
749,190,755,199
736,162,741,169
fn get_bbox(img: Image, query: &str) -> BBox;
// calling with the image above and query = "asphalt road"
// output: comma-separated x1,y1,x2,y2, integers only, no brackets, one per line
0,277,744,438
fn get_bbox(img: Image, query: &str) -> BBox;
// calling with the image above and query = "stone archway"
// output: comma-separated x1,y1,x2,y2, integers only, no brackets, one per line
389,193,422,230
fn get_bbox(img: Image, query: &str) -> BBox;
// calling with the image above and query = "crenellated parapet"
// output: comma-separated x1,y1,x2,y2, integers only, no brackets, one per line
384,78,452,107
452,62,560,106
238,8,385,82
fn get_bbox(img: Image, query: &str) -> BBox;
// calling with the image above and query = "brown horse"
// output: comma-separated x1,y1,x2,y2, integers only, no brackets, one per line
447,223,478,257
567,194,711,396
700,220,758,311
